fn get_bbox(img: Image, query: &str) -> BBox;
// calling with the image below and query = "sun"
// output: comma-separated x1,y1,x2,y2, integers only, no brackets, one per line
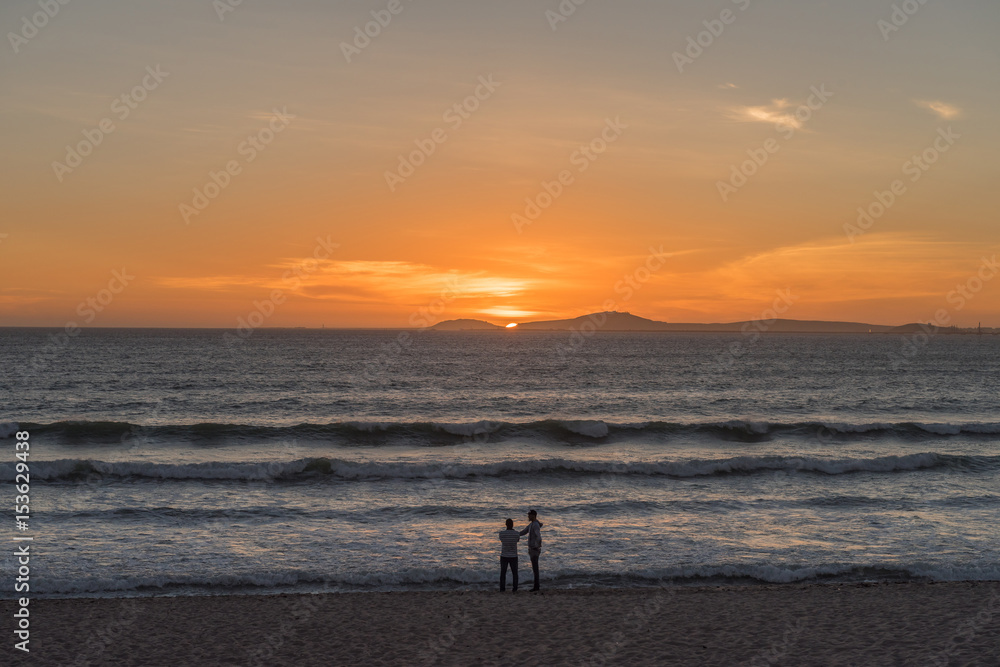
505,323,518,329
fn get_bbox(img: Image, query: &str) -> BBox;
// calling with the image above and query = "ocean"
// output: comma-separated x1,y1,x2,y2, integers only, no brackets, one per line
2,328,999,598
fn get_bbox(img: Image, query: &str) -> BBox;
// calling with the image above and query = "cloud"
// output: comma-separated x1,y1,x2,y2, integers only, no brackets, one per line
155,259,535,306
642,233,999,324
480,307,541,318
914,99,961,119
153,275,265,291
730,98,803,129
706,233,985,304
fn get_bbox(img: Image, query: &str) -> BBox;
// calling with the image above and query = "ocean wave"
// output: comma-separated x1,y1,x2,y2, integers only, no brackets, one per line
6,452,994,483
18,562,1000,597
13,418,1000,446
40,494,1000,527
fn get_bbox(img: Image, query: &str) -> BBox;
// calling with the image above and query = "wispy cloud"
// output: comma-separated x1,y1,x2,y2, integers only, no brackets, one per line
645,233,997,322
480,307,539,318
730,99,803,129
155,259,535,305
914,99,961,119
154,275,262,290
706,233,983,303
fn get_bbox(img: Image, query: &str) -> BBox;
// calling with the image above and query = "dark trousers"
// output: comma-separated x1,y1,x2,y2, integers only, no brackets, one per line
528,548,540,590
500,557,518,591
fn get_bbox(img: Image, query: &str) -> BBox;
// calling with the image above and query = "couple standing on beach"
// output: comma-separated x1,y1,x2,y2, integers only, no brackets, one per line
498,509,543,593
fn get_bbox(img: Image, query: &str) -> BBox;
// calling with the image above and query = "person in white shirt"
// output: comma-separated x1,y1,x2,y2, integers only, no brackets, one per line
498,518,520,592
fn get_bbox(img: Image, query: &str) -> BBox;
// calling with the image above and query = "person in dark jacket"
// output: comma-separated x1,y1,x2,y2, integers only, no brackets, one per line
519,509,543,591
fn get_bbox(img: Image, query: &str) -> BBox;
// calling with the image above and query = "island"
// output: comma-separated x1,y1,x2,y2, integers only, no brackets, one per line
428,311,996,334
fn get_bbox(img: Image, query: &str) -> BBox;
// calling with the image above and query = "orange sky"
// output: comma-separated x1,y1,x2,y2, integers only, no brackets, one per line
2,1,998,327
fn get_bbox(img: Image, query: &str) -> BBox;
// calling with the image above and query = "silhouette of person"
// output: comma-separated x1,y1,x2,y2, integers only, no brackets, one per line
498,518,520,592
520,509,543,591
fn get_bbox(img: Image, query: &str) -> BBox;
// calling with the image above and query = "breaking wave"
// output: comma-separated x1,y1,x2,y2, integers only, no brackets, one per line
10,418,1000,447
7,452,994,483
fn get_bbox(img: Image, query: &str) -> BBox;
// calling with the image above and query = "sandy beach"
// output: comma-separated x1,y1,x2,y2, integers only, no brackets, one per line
3,582,998,666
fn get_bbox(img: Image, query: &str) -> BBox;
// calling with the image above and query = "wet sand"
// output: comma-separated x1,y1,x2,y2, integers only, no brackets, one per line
3,582,999,666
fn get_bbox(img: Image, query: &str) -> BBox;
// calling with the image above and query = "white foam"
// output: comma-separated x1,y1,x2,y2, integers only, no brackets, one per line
30,562,1000,596
559,420,609,438
435,421,501,437
342,421,392,432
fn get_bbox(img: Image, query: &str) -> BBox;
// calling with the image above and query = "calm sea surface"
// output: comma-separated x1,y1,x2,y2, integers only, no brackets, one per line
2,328,999,597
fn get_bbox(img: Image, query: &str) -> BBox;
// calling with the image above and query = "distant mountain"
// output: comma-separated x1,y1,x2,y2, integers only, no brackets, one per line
430,319,504,331
517,311,668,331
429,312,930,333
885,323,959,334
518,312,902,333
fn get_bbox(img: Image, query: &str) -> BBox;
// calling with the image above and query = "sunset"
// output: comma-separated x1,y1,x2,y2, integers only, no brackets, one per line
2,1,998,328
3,2,999,665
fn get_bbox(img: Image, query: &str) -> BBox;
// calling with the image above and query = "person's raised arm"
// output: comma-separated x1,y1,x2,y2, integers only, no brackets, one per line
519,525,529,536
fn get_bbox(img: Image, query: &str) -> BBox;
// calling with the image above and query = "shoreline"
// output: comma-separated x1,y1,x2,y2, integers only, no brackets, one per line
7,576,1000,601
4,581,999,665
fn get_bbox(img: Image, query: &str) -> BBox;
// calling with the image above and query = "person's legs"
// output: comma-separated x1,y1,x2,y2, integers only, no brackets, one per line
500,557,510,591
529,548,540,590
511,557,518,591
